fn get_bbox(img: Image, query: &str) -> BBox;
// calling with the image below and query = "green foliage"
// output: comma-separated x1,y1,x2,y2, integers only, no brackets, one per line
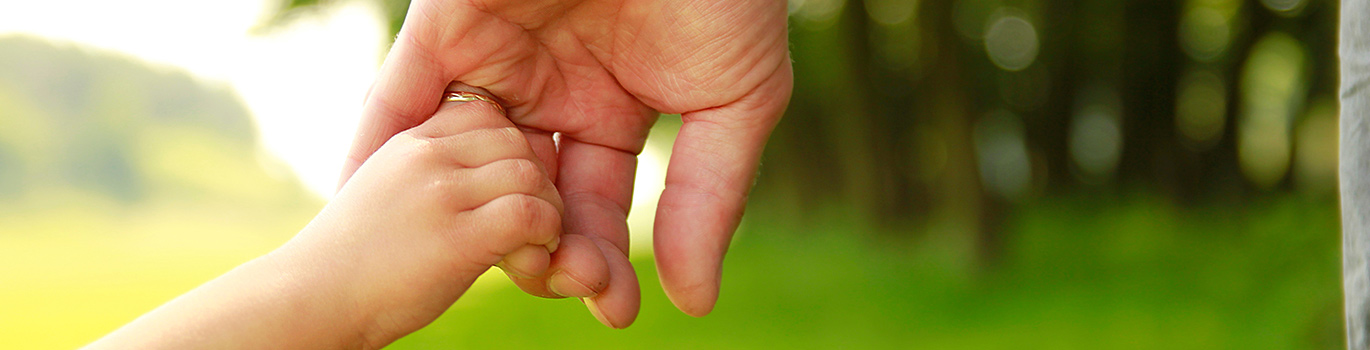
266,0,410,39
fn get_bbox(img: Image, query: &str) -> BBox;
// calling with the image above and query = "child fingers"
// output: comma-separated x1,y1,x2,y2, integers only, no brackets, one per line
462,193,563,258
522,128,558,183
506,234,610,299
388,126,539,175
496,245,551,279
452,158,563,213
417,127,540,169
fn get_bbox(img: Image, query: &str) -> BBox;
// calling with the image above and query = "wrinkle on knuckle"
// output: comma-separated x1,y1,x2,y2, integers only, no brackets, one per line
561,188,629,217
507,158,546,191
395,16,448,72
663,172,743,211
457,127,525,152
489,126,527,147
487,194,534,224
497,194,557,239
525,198,561,243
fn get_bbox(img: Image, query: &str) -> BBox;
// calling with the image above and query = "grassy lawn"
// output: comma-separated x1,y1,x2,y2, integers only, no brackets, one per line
394,192,1342,349
0,192,1342,349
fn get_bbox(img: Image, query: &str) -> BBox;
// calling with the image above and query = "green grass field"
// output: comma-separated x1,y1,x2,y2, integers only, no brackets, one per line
0,192,1342,349
390,193,1342,349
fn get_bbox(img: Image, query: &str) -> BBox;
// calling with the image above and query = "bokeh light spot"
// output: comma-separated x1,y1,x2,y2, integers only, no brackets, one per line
1176,68,1228,151
791,0,847,30
1238,32,1306,189
974,110,1032,200
984,11,1039,72
1070,84,1124,182
1294,98,1338,194
1260,0,1307,14
1178,7,1231,61
864,0,918,26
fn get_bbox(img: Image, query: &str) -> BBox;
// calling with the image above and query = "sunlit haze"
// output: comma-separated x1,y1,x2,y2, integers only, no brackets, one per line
0,0,665,250
0,0,384,198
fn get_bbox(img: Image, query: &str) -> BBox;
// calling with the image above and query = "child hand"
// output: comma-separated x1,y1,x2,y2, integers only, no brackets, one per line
85,87,574,350
281,87,564,345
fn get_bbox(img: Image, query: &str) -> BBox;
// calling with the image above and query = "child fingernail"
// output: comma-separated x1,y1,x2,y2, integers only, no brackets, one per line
499,245,551,279
494,261,533,279
545,236,560,253
548,271,596,298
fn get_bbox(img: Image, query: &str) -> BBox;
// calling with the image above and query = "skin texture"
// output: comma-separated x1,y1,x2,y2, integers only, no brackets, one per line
342,0,794,327
86,97,563,349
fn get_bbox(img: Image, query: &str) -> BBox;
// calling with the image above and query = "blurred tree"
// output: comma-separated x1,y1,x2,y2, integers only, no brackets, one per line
266,0,1343,268
268,0,411,40
0,36,310,206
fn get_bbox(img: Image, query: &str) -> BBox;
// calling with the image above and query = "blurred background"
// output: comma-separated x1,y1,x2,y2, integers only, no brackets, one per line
0,0,1344,348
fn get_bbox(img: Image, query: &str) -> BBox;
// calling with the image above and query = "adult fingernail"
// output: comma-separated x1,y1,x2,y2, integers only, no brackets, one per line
583,297,622,329
548,271,597,298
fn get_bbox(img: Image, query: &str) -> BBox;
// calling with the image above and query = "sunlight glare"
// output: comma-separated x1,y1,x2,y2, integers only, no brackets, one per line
0,0,385,198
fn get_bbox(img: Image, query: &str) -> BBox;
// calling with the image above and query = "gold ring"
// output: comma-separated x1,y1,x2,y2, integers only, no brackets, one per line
444,91,506,116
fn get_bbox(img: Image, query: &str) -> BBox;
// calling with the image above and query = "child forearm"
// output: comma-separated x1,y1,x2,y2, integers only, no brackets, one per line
83,245,376,350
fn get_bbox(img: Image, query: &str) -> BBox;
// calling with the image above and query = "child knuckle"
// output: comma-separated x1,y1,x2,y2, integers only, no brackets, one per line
504,159,546,191
487,127,526,147
494,194,555,233
502,194,542,220
529,212,561,245
430,179,466,210
389,129,422,143
397,136,443,162
521,198,561,242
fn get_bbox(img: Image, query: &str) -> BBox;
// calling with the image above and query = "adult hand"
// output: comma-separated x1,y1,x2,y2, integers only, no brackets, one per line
340,0,793,328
